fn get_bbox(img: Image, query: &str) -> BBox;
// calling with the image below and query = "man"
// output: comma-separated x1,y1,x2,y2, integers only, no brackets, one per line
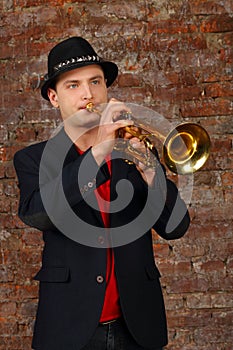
14,37,190,350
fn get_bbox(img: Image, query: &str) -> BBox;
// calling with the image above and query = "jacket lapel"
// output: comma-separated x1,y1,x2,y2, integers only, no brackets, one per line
44,127,105,227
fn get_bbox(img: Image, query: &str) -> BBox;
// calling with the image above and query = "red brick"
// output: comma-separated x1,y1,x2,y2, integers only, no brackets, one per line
0,145,23,162
17,300,38,317
163,295,184,311
186,293,212,309
205,82,233,98
200,14,233,33
153,243,170,258
206,151,233,171
5,162,17,179
194,260,226,274
221,171,233,185
15,284,39,300
14,265,41,285
165,276,209,293
187,221,232,240
20,248,42,265
0,198,11,212
190,0,233,15
158,261,191,276
194,326,233,344
181,97,233,117
167,309,212,327
0,233,21,251
148,19,198,35
21,229,43,246
0,317,18,335
118,73,141,87
0,125,8,143
0,283,15,299
195,205,233,222
0,335,24,350
2,180,19,197
15,128,36,142
35,125,58,141
0,302,17,316
1,214,27,229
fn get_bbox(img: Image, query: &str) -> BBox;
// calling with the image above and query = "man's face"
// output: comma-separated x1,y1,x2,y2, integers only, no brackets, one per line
47,65,108,122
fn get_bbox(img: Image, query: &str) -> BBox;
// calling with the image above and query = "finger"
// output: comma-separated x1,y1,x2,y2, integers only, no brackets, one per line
101,99,132,124
113,119,134,130
129,138,145,150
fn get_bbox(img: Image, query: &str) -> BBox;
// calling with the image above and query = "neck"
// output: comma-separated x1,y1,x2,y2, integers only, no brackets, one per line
64,124,98,152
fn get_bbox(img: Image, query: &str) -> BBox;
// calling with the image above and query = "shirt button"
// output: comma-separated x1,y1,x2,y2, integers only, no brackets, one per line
96,275,104,284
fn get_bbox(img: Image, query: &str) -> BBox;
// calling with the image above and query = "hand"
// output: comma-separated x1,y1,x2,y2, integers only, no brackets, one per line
91,99,133,165
129,137,156,187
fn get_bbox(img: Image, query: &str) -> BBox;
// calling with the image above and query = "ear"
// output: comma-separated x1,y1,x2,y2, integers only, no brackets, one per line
47,88,59,108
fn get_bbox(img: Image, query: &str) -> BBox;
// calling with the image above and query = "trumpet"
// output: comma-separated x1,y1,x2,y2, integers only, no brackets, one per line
86,103,211,174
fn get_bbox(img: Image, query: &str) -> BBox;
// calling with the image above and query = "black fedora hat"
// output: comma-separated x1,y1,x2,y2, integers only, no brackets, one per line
41,37,118,100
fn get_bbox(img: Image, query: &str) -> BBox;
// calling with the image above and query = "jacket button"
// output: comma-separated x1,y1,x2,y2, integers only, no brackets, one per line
96,275,104,284
97,236,105,245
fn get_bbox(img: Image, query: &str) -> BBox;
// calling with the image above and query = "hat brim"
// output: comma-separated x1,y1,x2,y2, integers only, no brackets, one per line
41,61,118,101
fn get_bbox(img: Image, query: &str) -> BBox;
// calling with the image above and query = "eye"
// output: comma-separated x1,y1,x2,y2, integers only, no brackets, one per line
69,83,78,89
91,79,100,85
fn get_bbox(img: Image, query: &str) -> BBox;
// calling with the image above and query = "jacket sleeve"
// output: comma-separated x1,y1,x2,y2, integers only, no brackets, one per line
144,163,190,240
13,144,109,231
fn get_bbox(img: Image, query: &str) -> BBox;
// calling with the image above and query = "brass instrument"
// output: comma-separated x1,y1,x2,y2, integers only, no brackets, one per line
86,103,210,174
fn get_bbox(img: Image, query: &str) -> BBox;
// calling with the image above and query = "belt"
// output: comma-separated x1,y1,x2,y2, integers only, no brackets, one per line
99,318,118,326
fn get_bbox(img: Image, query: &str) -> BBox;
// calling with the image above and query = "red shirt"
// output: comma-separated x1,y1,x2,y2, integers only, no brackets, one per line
77,149,121,322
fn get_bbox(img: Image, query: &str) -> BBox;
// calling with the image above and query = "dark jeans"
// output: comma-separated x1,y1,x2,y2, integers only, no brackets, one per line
81,318,163,350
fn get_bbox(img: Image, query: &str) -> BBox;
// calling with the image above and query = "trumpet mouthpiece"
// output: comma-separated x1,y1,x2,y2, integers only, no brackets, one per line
86,102,94,111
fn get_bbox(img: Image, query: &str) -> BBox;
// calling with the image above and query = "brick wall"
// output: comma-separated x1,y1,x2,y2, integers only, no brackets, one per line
0,0,233,349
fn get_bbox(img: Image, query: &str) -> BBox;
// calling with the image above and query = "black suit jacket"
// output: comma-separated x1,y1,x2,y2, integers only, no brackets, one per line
14,128,190,350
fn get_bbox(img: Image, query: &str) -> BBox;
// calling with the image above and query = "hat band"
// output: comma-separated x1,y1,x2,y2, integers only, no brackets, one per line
53,55,101,73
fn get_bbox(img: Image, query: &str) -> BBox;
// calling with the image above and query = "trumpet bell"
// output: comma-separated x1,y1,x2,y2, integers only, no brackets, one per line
163,123,211,174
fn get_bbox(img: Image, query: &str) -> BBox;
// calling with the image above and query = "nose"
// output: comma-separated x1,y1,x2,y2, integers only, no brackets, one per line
81,83,93,100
